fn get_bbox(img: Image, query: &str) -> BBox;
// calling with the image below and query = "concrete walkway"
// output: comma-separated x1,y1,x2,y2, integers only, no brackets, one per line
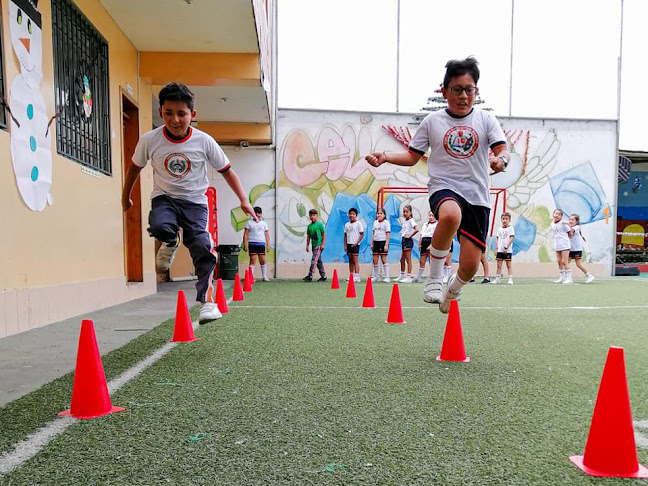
0,281,202,408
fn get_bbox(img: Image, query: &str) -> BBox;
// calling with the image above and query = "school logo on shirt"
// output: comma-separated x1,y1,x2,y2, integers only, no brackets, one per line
165,153,191,178
443,126,479,159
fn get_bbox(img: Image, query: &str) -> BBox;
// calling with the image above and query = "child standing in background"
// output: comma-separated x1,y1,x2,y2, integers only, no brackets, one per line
493,212,515,285
395,205,419,283
243,206,270,281
303,209,327,282
344,208,364,282
414,212,437,282
371,208,391,282
551,209,573,283
566,213,595,284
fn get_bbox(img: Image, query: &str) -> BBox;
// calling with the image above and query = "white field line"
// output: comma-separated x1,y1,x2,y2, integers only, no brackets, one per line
0,297,233,477
634,420,648,449
233,304,648,311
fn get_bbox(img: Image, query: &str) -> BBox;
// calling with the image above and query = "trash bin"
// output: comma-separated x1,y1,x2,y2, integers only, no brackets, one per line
217,245,240,280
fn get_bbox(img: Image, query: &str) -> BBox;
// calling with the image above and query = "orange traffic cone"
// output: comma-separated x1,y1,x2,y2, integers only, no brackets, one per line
331,269,340,289
346,275,357,298
233,273,245,301
169,290,201,343
385,284,405,324
362,277,375,308
436,300,469,362
59,320,124,419
570,346,648,477
215,278,229,314
243,268,253,292
249,267,255,286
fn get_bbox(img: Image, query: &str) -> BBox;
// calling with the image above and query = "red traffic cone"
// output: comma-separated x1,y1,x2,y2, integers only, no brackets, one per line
436,300,469,362
248,267,255,286
385,284,405,324
169,290,201,343
215,278,229,314
570,347,648,478
233,273,245,301
243,268,253,292
59,320,124,419
346,275,357,298
331,269,340,289
362,277,375,308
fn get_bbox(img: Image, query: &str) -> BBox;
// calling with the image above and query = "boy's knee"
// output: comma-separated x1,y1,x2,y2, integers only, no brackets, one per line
148,222,177,243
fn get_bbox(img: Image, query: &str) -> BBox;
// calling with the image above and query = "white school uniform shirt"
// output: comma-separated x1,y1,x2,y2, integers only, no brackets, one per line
420,221,437,238
409,108,507,208
132,126,230,205
245,219,269,243
372,219,391,242
344,220,364,245
570,225,583,251
496,225,515,252
401,217,418,238
552,220,572,251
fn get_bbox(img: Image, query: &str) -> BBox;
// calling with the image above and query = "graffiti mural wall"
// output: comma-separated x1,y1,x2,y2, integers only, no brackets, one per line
276,110,617,272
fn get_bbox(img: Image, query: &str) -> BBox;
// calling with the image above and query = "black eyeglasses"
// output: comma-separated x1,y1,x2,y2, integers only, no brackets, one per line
449,85,478,96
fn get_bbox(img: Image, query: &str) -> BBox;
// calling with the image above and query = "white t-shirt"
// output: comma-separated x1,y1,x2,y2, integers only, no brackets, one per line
409,108,507,207
400,218,418,238
570,225,583,251
496,225,515,252
132,126,230,205
372,219,391,242
420,221,437,238
245,219,269,243
344,220,364,245
552,220,572,251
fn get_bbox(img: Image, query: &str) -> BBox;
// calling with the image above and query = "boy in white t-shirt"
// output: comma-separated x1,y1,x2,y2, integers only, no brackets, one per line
344,207,364,282
122,83,256,324
493,212,515,285
370,207,391,282
366,57,510,313
243,206,270,281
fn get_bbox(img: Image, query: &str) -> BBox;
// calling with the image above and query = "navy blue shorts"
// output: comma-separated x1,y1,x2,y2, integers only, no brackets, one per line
401,237,414,251
372,241,388,254
496,252,512,261
569,250,582,259
248,243,266,255
429,189,490,249
420,237,432,254
346,245,360,255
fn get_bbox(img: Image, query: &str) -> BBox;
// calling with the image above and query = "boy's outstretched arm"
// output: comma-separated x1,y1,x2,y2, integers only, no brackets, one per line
122,163,143,212
365,150,420,168
221,169,258,221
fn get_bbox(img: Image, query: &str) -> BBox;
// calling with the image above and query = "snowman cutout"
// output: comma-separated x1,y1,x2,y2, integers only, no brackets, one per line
8,0,53,211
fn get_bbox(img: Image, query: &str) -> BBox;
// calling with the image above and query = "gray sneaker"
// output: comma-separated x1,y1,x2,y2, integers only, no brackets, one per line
156,236,180,272
423,277,443,304
440,275,462,314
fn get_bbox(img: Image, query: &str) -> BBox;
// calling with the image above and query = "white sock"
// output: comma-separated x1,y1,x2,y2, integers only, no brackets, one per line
260,264,267,278
399,272,405,279
416,267,425,279
449,274,468,294
565,270,572,280
373,264,380,278
429,247,449,280
444,266,452,280
383,263,390,278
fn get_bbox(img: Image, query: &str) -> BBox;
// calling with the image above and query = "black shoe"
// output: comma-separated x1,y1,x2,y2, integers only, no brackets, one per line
481,278,490,284
318,276,327,282
302,275,312,282
470,277,476,283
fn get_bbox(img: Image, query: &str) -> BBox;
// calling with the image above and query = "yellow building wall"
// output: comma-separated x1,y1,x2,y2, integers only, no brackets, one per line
0,0,156,337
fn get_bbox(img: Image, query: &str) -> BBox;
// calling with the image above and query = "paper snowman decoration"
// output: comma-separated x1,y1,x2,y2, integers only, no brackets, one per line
9,0,53,211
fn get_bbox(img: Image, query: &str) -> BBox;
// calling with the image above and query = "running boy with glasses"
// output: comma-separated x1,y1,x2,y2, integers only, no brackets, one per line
366,57,509,313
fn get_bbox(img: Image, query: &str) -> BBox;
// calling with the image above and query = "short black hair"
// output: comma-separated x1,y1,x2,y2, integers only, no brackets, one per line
254,206,263,214
348,207,358,215
443,56,480,88
308,209,318,216
159,82,194,111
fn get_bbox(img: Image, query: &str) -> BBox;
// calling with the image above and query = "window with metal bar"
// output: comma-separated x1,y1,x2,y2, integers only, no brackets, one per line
51,0,110,174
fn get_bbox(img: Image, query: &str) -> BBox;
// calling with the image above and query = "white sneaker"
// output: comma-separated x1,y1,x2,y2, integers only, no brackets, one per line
262,276,270,282
401,276,412,283
346,276,352,282
155,237,180,272
585,274,595,284
354,276,361,283
507,277,513,285
383,277,391,283
440,275,462,314
423,277,443,304
394,276,405,282
412,276,421,283
562,278,573,285
198,302,222,324
553,276,564,283
493,277,500,285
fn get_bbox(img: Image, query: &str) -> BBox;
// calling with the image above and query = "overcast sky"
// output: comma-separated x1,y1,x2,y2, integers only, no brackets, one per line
278,0,647,151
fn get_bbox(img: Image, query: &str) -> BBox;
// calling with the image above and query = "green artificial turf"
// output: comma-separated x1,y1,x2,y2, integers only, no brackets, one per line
2,279,648,485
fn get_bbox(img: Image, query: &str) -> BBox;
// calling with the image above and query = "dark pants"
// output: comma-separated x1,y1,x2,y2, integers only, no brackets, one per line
149,195,215,303
308,244,326,278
